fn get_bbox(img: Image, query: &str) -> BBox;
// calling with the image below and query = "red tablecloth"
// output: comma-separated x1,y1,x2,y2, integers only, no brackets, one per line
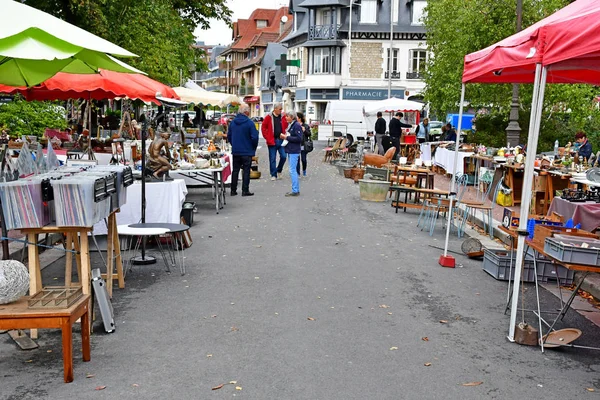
548,197,600,231
222,155,231,182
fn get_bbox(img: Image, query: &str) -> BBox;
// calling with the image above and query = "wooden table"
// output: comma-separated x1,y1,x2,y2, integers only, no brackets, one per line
542,170,573,214
499,164,524,205
0,295,91,382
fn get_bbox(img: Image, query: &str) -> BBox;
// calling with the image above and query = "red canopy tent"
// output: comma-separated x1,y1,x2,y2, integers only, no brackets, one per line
446,0,600,345
0,70,179,104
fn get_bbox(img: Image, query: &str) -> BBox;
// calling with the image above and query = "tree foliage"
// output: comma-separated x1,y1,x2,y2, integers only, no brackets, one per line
423,0,600,151
0,97,67,137
24,0,232,85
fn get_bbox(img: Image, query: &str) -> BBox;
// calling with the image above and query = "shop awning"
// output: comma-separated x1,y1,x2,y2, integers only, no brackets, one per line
244,96,260,103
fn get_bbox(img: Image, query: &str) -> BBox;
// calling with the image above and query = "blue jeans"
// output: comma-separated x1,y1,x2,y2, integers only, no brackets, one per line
288,153,300,193
268,139,287,177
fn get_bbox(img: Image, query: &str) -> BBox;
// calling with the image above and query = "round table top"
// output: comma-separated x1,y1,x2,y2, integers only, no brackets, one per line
117,225,168,236
129,223,190,233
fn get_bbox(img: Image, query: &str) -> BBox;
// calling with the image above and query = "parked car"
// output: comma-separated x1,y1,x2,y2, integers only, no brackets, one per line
428,120,443,140
168,111,196,128
218,113,236,126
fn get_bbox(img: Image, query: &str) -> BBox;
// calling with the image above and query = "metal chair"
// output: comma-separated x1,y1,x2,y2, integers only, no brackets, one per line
417,174,468,236
460,178,502,239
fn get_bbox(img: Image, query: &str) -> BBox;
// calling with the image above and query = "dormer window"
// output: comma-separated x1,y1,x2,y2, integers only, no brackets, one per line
257,19,268,28
360,0,377,23
411,0,427,25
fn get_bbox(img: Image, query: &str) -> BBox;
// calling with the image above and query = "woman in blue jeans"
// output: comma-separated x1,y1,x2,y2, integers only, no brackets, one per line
296,112,310,177
280,111,303,196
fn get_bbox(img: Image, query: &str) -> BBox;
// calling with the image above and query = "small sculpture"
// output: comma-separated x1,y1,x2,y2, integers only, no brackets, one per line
147,131,173,180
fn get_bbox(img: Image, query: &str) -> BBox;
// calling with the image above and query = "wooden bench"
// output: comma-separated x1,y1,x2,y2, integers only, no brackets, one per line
0,295,91,383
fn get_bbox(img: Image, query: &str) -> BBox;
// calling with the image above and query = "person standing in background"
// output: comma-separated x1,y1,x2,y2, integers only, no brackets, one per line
281,111,303,197
388,112,412,160
229,104,259,197
416,118,430,144
374,111,386,155
575,131,593,161
445,123,457,142
296,111,311,177
261,103,288,181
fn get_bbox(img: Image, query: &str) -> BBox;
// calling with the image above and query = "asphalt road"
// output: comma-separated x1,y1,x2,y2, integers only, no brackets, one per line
2,141,600,399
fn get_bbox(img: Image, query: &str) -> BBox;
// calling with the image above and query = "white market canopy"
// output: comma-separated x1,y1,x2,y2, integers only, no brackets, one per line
173,81,241,107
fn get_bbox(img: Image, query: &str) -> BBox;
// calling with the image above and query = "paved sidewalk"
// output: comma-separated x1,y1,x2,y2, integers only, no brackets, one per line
2,142,600,399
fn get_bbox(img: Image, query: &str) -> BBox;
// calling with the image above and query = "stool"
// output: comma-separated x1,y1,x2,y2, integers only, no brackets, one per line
129,223,190,275
117,225,170,274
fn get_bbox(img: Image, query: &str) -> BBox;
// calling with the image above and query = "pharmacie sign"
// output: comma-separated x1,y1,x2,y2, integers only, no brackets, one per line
342,88,405,100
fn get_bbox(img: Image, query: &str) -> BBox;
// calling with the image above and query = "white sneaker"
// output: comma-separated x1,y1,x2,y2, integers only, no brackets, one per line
270,176,276,181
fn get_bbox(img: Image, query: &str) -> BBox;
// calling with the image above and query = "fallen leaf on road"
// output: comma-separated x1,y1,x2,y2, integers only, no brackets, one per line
86,374,95,378
462,382,483,387
95,386,106,391
206,354,212,358
229,381,237,384
390,347,398,350
307,317,315,321
211,315,217,318
25,360,32,363
212,384,224,390
379,305,389,308
235,386,242,391
421,337,429,341
47,350,52,353
133,384,139,387
587,388,595,392
231,326,239,331
424,363,432,366
439,320,448,324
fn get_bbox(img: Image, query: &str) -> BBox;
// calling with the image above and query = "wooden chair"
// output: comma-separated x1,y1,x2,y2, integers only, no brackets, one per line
331,138,347,161
388,167,418,198
323,137,343,162
460,178,502,238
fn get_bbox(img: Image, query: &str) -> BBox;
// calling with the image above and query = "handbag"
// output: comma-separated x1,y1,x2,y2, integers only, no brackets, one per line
304,137,314,153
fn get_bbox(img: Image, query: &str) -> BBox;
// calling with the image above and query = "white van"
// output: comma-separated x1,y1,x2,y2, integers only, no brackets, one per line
322,101,374,141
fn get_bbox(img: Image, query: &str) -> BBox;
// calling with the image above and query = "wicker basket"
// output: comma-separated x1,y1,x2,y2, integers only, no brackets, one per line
351,167,365,183
343,168,353,178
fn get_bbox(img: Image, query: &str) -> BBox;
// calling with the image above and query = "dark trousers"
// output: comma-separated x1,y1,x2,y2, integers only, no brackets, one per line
418,138,426,144
296,150,308,174
231,155,252,194
390,136,400,160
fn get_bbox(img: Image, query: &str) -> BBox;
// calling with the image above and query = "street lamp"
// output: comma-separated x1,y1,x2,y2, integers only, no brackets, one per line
505,0,523,147
387,0,393,98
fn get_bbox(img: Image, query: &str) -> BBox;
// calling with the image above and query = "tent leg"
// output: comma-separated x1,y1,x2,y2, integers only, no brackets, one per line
508,64,547,341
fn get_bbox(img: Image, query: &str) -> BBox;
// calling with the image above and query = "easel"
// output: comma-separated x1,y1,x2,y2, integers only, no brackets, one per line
20,210,124,338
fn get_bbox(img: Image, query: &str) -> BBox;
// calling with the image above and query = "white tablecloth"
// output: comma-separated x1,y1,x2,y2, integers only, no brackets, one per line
432,147,474,175
93,179,188,235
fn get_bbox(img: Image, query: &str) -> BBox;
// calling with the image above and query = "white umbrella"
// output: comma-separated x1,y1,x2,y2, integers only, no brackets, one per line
0,0,142,86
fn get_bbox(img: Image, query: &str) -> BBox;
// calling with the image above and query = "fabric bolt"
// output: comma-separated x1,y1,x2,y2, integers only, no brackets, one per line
288,153,300,194
547,197,600,232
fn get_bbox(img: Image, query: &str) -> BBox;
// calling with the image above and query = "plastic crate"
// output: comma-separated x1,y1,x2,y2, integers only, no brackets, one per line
544,237,600,266
483,249,536,282
535,258,575,285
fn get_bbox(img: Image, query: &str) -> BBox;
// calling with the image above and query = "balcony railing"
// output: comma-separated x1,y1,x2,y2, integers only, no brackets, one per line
384,71,402,79
282,74,298,88
238,86,255,96
308,24,341,40
406,71,424,79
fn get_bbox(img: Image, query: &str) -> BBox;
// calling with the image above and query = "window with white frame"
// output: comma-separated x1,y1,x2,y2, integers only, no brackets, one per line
409,49,427,77
412,0,427,25
386,48,399,73
360,0,377,23
318,9,331,25
310,47,341,74
256,19,268,28
392,0,399,23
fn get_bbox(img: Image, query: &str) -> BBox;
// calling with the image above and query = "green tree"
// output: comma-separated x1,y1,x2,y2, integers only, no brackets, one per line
0,96,67,137
25,0,232,85
423,0,600,151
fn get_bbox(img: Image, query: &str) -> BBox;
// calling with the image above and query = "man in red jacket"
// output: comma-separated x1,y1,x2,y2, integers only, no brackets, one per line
261,103,288,180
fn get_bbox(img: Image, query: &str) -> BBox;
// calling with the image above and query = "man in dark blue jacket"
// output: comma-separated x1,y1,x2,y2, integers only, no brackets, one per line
575,131,593,161
229,104,259,196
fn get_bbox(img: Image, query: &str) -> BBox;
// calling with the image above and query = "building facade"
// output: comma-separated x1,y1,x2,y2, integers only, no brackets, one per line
280,0,428,122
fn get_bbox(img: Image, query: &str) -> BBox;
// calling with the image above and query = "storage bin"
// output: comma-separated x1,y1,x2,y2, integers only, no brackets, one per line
544,237,600,266
535,257,575,285
526,218,562,240
180,201,196,227
483,249,535,282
